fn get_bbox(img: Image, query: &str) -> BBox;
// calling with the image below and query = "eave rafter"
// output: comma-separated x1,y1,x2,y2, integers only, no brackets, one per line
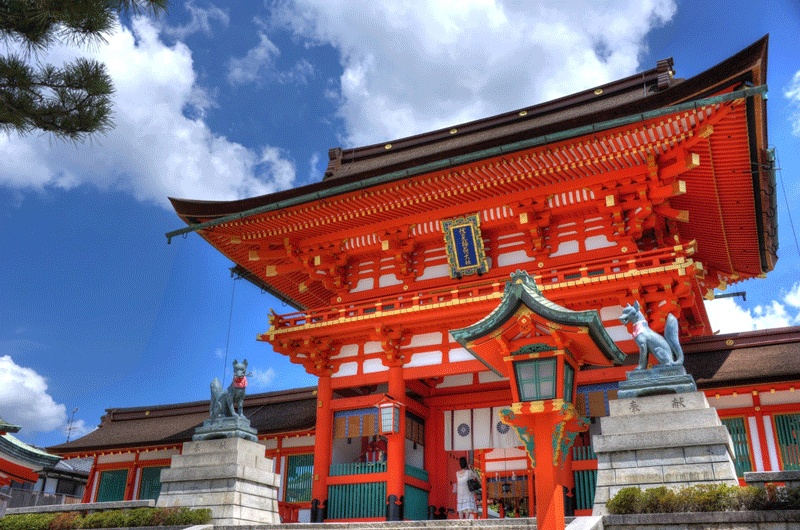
377,225,419,282
211,102,732,245
202,97,753,314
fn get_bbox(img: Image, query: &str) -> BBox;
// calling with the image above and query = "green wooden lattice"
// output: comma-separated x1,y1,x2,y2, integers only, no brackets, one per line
96,469,128,502
720,417,752,476
286,453,314,502
573,469,597,511
775,412,800,470
515,358,557,401
138,466,166,501
328,481,386,519
404,484,429,520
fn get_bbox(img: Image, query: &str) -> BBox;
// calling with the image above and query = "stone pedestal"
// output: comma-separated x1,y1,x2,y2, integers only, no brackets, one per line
156,437,280,526
617,365,697,398
192,416,258,442
592,391,738,515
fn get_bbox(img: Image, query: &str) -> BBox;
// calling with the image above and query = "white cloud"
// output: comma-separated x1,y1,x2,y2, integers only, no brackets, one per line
0,355,66,433
705,282,800,334
227,33,314,86
213,347,225,359
249,367,276,388
784,70,800,137
161,0,229,39
0,16,295,208
274,0,676,147
784,281,800,308
308,152,321,181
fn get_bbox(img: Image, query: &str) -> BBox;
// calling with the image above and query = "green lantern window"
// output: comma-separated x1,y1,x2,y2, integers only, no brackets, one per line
514,358,557,401
563,362,575,404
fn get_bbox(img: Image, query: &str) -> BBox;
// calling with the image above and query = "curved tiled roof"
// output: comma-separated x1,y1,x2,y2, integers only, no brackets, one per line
48,387,317,455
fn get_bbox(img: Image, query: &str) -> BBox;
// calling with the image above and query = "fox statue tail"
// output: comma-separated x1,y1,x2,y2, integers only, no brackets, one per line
210,378,223,416
664,313,684,365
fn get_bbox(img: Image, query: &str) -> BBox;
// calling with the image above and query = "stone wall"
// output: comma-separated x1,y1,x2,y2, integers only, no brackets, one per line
603,511,800,530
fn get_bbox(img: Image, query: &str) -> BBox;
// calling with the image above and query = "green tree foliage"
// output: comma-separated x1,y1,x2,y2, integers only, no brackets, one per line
0,0,166,141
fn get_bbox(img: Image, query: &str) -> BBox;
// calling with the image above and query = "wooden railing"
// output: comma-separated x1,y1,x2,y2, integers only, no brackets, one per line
269,245,694,332
329,461,387,476
6,489,83,509
404,464,428,482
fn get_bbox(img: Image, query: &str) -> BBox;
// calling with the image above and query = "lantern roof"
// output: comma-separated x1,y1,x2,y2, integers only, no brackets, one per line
450,270,626,376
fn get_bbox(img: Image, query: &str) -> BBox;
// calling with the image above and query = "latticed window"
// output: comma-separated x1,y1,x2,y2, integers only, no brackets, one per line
515,358,557,401
285,454,314,502
138,466,166,501
720,417,752,476
96,469,128,502
774,412,800,470
563,363,575,404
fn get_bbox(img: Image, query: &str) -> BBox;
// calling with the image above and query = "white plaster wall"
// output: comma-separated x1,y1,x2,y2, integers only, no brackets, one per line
363,358,389,373
333,362,358,377
139,449,178,461
448,347,476,363
711,394,754,409
759,390,800,406
406,351,442,368
283,435,315,448
498,250,536,267
98,452,135,464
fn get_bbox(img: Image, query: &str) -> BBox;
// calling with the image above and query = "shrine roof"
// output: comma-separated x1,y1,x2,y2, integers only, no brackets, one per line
450,270,626,373
168,37,775,313
683,325,800,389
1,432,61,470
170,36,768,224
47,386,318,455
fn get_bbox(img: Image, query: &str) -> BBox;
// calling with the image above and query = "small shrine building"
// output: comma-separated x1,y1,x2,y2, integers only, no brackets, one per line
50,36,800,524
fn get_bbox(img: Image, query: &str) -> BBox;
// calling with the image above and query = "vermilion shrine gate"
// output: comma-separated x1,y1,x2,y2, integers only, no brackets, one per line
168,37,777,527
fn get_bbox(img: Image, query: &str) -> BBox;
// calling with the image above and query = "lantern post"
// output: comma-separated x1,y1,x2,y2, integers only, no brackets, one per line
451,271,625,530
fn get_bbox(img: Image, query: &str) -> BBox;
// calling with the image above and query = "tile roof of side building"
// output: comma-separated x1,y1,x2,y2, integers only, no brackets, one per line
47,386,318,456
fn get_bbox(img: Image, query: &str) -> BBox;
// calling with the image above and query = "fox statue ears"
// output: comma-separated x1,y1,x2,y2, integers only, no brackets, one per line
232,359,248,367
633,300,641,312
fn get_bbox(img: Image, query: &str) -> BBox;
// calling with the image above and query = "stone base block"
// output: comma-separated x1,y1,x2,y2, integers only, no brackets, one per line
592,392,739,516
617,365,697,399
157,437,280,526
192,416,258,442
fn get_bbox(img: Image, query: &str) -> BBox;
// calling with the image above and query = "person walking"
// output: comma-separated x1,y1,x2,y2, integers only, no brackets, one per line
454,456,478,519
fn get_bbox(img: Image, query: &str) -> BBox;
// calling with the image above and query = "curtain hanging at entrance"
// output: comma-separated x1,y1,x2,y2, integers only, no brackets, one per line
443,408,520,450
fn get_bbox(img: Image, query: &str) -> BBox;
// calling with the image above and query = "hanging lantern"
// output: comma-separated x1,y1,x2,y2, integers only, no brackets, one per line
377,396,401,435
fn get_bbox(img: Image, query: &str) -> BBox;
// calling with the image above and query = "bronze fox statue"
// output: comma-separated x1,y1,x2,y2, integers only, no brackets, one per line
619,301,684,370
210,359,252,419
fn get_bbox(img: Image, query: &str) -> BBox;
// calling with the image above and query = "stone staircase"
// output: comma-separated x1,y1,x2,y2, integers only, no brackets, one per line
213,516,581,530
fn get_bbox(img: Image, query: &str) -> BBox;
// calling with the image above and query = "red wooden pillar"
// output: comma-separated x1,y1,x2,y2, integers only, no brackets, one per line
386,364,406,520
311,374,332,522
752,391,773,471
124,452,140,500
82,455,99,503
532,416,564,530
424,406,445,518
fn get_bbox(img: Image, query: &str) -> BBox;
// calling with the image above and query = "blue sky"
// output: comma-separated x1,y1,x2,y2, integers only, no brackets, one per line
1,0,799,448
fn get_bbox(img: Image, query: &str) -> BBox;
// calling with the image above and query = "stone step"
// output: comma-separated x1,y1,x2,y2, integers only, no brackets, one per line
213,516,583,530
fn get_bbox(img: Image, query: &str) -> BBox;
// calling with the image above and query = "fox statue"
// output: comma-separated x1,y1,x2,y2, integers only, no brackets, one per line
619,301,684,371
210,359,252,419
